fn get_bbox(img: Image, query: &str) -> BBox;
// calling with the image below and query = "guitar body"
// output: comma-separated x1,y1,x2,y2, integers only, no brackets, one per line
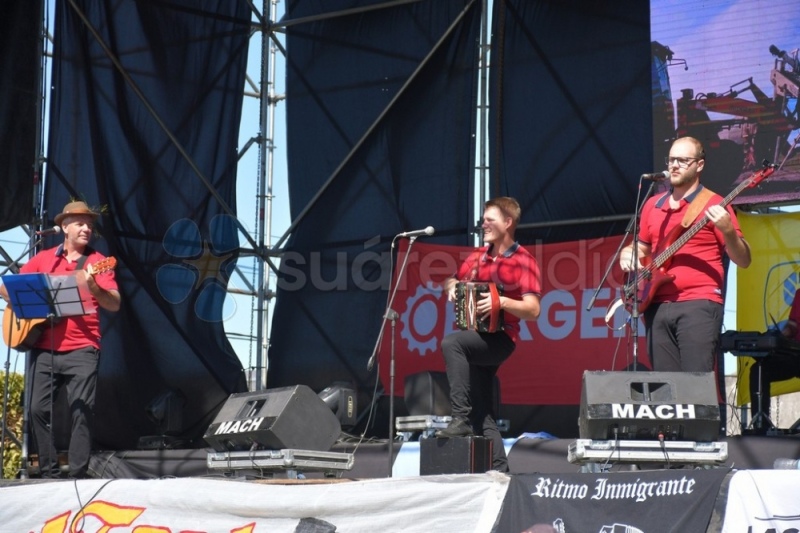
625,262,677,314
624,223,685,313
2,306,47,350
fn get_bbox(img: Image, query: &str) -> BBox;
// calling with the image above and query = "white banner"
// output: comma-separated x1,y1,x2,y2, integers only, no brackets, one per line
722,470,800,532
0,473,509,533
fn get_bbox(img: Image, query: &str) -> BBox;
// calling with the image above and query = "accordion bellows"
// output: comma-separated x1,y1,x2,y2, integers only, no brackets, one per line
455,282,504,332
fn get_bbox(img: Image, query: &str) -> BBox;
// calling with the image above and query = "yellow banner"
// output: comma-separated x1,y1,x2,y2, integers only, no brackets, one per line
736,211,800,406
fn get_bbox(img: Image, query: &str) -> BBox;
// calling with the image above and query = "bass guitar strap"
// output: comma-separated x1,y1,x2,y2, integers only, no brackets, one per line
680,186,716,228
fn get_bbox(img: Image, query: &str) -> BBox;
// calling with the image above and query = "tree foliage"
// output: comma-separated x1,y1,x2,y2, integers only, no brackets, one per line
1,371,24,479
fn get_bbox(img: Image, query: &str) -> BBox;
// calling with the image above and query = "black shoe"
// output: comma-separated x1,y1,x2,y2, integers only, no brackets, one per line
435,417,473,438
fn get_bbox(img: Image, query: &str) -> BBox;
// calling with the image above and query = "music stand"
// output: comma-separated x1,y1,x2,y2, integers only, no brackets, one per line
3,273,90,321
1,272,87,478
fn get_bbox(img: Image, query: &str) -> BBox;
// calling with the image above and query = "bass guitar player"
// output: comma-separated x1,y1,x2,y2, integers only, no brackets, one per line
619,136,752,373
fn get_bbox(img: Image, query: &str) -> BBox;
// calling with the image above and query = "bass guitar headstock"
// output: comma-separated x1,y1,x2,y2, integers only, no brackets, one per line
746,160,777,188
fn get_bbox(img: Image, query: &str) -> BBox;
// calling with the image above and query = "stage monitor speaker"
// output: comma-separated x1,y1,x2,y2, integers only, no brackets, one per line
203,385,341,452
404,371,500,417
579,371,720,442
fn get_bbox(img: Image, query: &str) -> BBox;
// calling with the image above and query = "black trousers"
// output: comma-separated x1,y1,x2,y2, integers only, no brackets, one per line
644,300,723,372
441,330,515,472
28,346,99,478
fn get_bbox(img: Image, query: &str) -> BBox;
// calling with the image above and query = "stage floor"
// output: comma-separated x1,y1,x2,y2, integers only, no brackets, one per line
3,437,800,532
71,434,800,480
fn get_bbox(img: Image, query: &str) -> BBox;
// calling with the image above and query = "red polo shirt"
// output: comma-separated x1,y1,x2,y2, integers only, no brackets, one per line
455,242,542,343
637,185,743,305
19,245,117,351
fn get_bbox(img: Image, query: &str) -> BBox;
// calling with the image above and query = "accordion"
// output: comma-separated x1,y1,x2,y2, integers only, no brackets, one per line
455,282,504,333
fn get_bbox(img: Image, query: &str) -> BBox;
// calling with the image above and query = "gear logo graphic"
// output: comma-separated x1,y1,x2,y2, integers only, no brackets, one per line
156,215,239,322
401,282,444,355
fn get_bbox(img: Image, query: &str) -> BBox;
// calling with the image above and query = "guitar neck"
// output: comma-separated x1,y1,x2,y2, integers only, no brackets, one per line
650,177,753,270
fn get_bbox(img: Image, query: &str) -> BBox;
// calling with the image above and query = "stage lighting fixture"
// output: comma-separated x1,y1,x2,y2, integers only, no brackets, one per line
318,382,357,429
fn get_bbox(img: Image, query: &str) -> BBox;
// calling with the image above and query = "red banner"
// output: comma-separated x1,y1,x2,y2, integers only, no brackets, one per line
377,238,649,405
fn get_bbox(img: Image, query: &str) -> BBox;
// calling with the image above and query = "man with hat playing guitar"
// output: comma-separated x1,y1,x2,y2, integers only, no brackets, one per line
1,200,120,478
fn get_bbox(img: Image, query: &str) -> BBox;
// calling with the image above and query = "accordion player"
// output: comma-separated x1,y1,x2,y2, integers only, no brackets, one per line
455,281,504,333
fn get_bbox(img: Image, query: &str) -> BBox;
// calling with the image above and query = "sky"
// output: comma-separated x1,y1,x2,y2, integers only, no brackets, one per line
2,0,799,378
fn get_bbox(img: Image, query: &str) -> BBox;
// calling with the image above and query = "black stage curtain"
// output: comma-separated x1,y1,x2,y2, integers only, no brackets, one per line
44,0,250,449
0,0,41,232
269,1,481,399
490,0,653,243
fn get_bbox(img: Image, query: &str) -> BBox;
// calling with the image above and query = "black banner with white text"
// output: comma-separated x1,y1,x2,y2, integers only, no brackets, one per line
495,468,729,533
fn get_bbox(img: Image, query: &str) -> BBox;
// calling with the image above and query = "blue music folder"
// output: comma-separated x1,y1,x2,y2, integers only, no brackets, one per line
2,272,86,319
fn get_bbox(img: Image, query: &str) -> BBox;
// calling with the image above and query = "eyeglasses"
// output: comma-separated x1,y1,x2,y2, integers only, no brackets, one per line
665,156,701,169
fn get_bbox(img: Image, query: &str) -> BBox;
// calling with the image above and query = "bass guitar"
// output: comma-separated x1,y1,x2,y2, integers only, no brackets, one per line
621,162,775,314
2,256,116,350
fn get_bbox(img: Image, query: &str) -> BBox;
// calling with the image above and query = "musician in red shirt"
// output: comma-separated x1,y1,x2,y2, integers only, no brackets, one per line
434,197,542,472
619,137,751,373
748,289,800,431
1,200,120,478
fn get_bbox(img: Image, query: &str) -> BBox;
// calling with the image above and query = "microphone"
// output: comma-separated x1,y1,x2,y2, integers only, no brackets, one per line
641,170,669,181
398,226,434,238
35,226,62,236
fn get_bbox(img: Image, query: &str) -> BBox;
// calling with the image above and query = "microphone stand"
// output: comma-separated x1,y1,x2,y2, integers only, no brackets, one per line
586,177,660,369
366,234,420,477
0,232,45,479
385,308,398,478
626,176,653,367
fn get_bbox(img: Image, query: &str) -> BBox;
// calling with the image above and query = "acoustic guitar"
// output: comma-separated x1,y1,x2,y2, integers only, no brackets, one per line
2,256,116,350
621,162,775,314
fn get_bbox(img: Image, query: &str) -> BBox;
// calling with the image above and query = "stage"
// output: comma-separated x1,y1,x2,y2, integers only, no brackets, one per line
74,433,800,479
2,435,800,531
